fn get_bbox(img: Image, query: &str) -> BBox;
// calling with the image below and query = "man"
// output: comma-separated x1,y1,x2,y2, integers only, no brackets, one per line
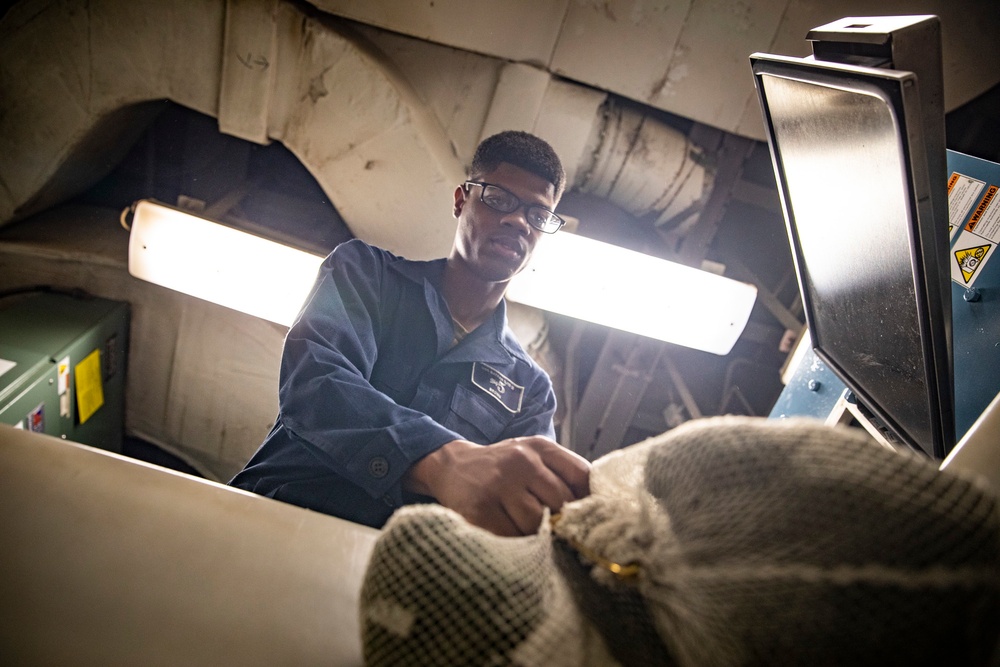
231,131,590,536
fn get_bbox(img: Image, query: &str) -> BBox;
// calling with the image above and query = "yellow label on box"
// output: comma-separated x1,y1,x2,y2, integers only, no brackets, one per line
75,349,104,424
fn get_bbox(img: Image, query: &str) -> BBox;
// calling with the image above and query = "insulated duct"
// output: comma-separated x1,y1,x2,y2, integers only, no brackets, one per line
575,99,710,234
0,0,464,259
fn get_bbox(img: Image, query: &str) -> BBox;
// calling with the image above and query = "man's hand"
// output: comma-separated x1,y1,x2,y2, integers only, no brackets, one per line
404,437,590,537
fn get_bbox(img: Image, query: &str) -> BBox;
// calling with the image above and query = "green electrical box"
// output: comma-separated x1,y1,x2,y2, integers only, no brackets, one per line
0,291,130,453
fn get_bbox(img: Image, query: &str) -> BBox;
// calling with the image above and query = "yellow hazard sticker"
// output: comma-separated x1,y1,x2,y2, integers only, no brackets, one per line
951,230,994,287
947,172,986,241
75,349,105,424
955,245,989,283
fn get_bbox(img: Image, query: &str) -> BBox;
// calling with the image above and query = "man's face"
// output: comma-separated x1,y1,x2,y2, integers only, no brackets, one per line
451,162,558,284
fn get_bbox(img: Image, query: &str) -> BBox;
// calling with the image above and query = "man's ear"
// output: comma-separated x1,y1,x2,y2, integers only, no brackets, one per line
453,184,467,218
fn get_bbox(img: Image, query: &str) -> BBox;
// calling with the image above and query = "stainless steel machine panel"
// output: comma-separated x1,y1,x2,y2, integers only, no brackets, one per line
752,53,953,457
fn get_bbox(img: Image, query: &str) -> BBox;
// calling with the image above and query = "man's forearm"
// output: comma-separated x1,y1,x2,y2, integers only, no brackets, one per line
402,436,591,536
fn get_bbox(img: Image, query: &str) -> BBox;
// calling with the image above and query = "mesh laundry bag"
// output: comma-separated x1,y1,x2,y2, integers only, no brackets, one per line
358,500,616,666
360,416,1000,666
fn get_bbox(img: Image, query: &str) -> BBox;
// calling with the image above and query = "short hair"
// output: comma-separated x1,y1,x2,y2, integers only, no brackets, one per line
470,131,566,200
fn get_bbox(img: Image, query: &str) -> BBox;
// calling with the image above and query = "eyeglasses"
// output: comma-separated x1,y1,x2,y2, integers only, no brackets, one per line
464,181,565,234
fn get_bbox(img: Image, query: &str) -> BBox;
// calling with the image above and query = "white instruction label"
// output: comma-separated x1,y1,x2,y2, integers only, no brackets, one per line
964,184,1000,242
58,355,70,395
0,358,15,378
948,172,986,240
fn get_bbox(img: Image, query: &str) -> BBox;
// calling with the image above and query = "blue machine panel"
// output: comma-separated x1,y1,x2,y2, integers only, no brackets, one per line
769,346,845,421
947,151,1000,439
772,151,1000,452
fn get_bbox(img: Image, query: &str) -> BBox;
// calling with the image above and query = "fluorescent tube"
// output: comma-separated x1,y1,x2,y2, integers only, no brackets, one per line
127,200,323,326
506,231,757,355
128,200,757,354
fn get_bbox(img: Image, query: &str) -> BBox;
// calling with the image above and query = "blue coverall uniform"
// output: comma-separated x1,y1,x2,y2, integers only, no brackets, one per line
230,239,557,528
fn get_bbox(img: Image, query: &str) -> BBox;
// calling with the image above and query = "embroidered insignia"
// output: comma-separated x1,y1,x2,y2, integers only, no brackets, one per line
471,362,523,414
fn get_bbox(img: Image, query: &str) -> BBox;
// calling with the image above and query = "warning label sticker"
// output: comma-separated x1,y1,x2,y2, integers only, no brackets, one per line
951,229,995,287
75,349,105,424
965,184,1000,242
947,172,986,240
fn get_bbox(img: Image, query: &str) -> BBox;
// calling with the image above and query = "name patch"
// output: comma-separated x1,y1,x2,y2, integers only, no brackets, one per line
471,362,523,414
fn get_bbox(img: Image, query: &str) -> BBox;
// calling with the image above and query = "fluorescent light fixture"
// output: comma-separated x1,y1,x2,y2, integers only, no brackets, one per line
128,200,323,326
128,200,757,354
506,232,757,355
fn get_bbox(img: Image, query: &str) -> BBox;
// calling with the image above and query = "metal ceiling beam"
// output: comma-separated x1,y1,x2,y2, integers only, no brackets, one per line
571,329,665,460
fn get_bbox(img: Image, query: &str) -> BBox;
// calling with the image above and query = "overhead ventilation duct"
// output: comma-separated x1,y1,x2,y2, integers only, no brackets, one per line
575,99,711,234
0,0,464,259
1,0,714,261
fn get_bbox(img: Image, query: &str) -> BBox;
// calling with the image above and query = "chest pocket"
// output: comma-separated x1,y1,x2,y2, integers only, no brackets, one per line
443,384,511,444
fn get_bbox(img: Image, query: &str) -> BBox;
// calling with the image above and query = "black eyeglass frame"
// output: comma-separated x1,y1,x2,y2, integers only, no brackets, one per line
463,181,565,234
